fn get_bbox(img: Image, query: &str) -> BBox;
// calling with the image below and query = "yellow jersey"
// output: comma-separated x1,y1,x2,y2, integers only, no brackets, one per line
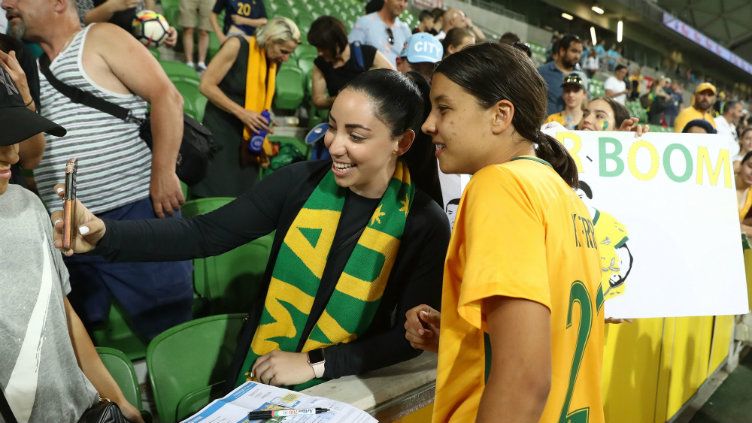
433,157,605,423
673,107,715,133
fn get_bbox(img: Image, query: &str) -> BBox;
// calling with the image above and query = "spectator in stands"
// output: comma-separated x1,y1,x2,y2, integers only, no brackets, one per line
544,32,559,62
441,27,475,58
579,96,646,133
674,82,717,133
606,44,622,71
737,151,752,236
545,73,586,130
430,7,444,34
409,42,604,423
646,77,672,125
209,0,267,44
0,34,44,190
0,56,143,423
308,16,393,109
538,33,583,115
734,128,752,172
180,0,214,71
604,64,628,105
628,66,642,101
5,0,193,341
436,7,485,42
412,9,436,35
715,100,743,148
681,118,717,134
664,79,683,127
498,31,520,45
349,0,411,67
53,69,450,390
79,0,178,46
396,32,442,82
195,17,299,197
584,48,599,78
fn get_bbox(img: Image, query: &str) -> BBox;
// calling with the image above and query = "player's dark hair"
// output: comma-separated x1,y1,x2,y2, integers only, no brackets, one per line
307,16,348,60
742,151,752,165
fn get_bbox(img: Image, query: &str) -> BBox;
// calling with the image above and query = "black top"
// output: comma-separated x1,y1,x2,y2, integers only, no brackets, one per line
96,160,450,379
314,43,377,97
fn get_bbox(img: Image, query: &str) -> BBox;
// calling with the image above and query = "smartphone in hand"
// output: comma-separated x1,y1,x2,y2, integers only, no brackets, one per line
62,158,77,250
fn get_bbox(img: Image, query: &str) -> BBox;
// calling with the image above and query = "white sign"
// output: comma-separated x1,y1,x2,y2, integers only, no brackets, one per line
553,130,749,318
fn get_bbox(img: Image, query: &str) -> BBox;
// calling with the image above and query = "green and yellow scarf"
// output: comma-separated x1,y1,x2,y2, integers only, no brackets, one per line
237,161,414,389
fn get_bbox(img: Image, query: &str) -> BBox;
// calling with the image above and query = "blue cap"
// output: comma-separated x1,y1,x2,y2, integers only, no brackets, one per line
305,122,329,145
400,33,443,64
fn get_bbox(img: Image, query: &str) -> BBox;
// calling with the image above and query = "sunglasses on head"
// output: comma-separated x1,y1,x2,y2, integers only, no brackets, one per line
386,27,394,45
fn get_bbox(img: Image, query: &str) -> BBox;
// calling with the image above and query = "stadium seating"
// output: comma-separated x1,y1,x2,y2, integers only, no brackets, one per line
161,0,181,30
274,64,306,110
181,197,274,316
172,78,207,121
147,314,246,423
160,60,200,81
91,304,148,361
97,347,142,410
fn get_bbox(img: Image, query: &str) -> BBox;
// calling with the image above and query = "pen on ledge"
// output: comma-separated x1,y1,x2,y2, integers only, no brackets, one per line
247,407,330,420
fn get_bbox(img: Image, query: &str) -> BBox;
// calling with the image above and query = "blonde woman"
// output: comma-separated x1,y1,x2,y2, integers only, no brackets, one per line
193,17,300,197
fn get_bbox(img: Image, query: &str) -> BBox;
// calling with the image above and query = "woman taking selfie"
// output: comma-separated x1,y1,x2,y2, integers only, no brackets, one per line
405,43,605,423
53,70,449,390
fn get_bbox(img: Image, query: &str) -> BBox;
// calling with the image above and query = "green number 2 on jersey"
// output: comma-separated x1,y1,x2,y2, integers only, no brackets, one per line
558,280,604,423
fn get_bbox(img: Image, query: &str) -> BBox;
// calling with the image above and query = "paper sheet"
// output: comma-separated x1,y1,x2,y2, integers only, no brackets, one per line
181,381,378,423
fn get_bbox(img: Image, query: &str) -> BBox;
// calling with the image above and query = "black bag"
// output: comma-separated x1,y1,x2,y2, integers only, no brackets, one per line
76,399,129,423
0,385,128,423
39,55,215,185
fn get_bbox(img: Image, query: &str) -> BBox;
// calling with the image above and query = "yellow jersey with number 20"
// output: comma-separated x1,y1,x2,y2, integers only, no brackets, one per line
433,157,605,423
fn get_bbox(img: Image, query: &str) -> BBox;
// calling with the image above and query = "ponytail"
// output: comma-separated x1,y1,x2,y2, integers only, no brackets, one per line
534,131,579,187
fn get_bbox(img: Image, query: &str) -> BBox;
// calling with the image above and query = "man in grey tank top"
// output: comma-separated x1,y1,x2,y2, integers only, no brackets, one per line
3,0,193,341
0,63,143,423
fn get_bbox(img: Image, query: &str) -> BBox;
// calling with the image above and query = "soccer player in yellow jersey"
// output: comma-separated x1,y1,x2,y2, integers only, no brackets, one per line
405,43,605,423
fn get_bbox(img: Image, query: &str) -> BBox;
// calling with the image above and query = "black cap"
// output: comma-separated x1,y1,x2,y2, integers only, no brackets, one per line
561,72,584,89
0,48,66,146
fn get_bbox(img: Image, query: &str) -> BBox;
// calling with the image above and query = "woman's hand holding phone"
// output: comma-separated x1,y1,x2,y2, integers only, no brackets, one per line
50,182,106,256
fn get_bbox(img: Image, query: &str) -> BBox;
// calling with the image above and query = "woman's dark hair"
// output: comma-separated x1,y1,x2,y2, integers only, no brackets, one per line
441,27,474,55
681,118,717,134
403,71,443,206
307,16,348,59
742,151,752,165
435,42,579,186
343,70,439,202
343,69,424,138
592,96,630,127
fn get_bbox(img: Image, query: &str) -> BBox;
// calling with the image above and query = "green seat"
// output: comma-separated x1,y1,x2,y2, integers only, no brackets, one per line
296,53,315,78
172,78,207,121
147,314,246,423
160,60,199,81
161,0,180,29
182,197,273,315
91,303,148,361
296,44,317,59
208,31,222,61
274,64,305,110
97,347,142,410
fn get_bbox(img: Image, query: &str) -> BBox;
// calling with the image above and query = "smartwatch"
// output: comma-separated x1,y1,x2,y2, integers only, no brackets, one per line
307,348,326,378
